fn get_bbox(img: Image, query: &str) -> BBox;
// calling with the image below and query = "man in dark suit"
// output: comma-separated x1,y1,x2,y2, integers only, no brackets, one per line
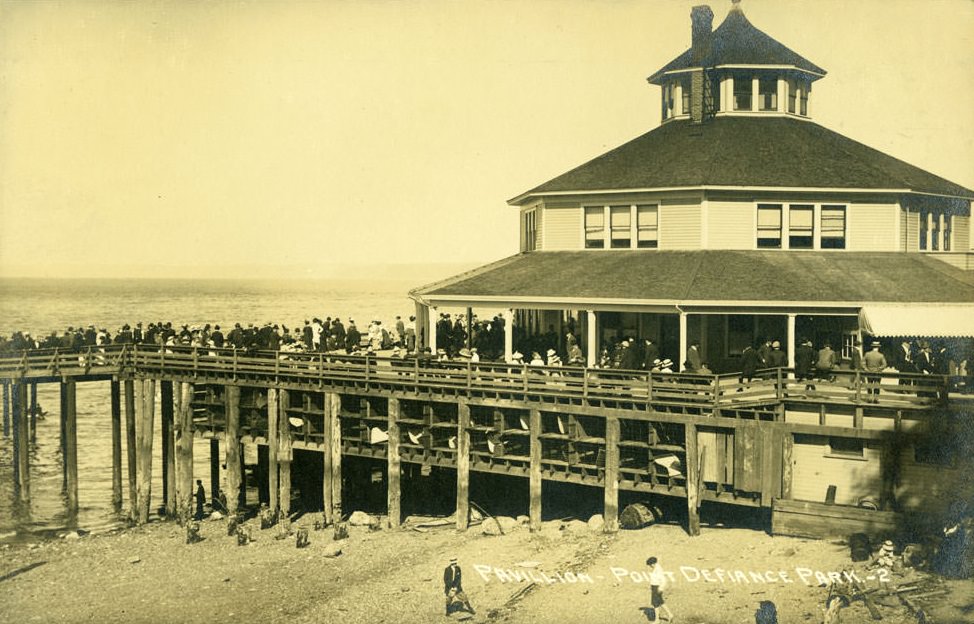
443,557,474,616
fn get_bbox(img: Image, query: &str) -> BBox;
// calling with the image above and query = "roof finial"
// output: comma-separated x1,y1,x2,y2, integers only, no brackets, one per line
730,0,743,12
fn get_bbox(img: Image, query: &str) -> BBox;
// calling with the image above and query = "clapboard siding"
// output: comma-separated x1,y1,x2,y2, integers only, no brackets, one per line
542,205,581,250
791,435,881,505
953,214,971,251
659,199,701,249
535,204,545,249
847,203,896,251
895,449,963,515
708,201,753,249
905,210,920,251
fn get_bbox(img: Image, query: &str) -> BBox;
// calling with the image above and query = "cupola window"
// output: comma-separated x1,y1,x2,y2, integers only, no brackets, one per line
680,76,691,115
787,79,797,114
759,77,778,111
733,74,752,111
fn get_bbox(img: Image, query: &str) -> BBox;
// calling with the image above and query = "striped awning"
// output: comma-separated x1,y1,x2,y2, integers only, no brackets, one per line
859,304,974,337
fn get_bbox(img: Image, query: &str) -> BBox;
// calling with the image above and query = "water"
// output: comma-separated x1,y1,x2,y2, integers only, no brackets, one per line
0,277,419,542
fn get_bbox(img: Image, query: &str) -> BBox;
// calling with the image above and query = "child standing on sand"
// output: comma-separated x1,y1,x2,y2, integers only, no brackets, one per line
646,556,674,622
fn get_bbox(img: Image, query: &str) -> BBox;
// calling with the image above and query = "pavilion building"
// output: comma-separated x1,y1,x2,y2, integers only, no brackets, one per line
411,1,974,373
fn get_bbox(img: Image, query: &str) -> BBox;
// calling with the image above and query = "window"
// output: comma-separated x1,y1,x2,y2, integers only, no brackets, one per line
759,77,777,111
820,206,846,249
636,204,659,248
584,206,605,249
610,205,631,248
733,74,752,111
726,315,754,356
521,209,537,252
943,215,952,251
828,437,864,458
787,79,797,114
930,213,940,251
757,204,782,248
681,76,691,115
662,83,673,120
800,84,809,116
789,205,814,248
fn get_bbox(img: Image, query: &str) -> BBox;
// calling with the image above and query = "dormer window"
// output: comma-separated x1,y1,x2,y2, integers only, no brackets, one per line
733,74,752,111
759,77,777,111
680,76,691,115
787,79,797,113
662,83,674,120
800,85,809,116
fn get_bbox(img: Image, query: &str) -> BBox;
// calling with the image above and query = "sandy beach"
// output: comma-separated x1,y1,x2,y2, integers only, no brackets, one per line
2,513,971,624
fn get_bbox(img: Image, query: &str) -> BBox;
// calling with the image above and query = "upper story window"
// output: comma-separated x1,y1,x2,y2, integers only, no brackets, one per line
610,205,631,248
943,215,951,251
787,79,797,113
930,213,940,251
757,204,782,248
662,83,674,120
584,206,605,249
520,209,538,252
789,204,814,248
920,211,929,250
759,77,778,111
800,86,809,116
733,74,752,111
636,205,659,248
680,76,691,116
820,206,846,249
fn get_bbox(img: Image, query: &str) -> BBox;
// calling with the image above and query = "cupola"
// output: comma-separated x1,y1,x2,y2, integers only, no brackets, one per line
648,0,826,123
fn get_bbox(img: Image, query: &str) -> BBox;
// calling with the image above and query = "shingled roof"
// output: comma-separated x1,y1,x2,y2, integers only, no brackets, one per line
647,6,825,83
414,250,974,305
509,117,974,203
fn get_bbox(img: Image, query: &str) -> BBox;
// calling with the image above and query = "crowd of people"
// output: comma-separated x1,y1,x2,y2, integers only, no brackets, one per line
0,318,970,390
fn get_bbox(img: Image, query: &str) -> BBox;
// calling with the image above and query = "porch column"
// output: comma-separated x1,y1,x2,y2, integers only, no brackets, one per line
429,306,438,354
414,301,427,350
787,314,796,369
503,308,514,362
679,311,688,372
586,310,597,367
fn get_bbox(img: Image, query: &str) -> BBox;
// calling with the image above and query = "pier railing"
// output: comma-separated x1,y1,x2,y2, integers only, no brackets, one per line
0,344,952,412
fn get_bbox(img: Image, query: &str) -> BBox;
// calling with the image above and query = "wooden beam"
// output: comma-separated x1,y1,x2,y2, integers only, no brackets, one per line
267,388,279,517
529,408,541,531
13,382,29,503
323,392,334,525
111,380,123,512
603,415,620,533
328,392,343,521
175,381,195,522
29,382,37,442
124,379,138,520
224,385,241,516
135,378,156,524
456,400,470,530
685,422,700,536
2,380,9,438
387,396,401,528
278,389,292,529
209,438,220,513
63,379,79,514
161,381,175,516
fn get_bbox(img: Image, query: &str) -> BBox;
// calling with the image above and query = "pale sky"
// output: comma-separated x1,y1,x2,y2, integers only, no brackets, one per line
1,0,972,278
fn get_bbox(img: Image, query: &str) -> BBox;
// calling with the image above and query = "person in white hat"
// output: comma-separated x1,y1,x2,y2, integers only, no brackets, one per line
444,556,475,616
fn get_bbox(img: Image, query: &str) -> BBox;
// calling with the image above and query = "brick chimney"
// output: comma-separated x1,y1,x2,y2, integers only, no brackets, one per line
689,6,714,123
690,5,714,64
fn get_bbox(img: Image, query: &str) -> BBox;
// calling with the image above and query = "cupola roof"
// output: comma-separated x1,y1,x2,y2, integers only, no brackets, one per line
648,2,826,84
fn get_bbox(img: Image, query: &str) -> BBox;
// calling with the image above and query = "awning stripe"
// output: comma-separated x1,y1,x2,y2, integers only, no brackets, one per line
859,305,974,338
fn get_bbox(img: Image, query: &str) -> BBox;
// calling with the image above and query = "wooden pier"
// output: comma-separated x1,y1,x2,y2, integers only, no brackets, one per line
0,345,967,537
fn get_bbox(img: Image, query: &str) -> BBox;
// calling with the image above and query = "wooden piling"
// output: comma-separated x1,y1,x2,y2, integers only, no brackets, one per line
278,389,292,528
781,431,794,500
456,400,470,530
267,388,279,516
135,378,156,524
62,379,79,513
13,382,29,503
161,381,175,516
209,438,220,512
529,408,541,531
29,382,37,442
322,392,334,525
327,392,343,521
685,422,701,536
2,379,9,437
387,397,401,528
603,415,620,533
224,385,241,516
175,381,195,522
257,444,269,505
111,380,122,512
59,383,67,486
124,379,137,519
